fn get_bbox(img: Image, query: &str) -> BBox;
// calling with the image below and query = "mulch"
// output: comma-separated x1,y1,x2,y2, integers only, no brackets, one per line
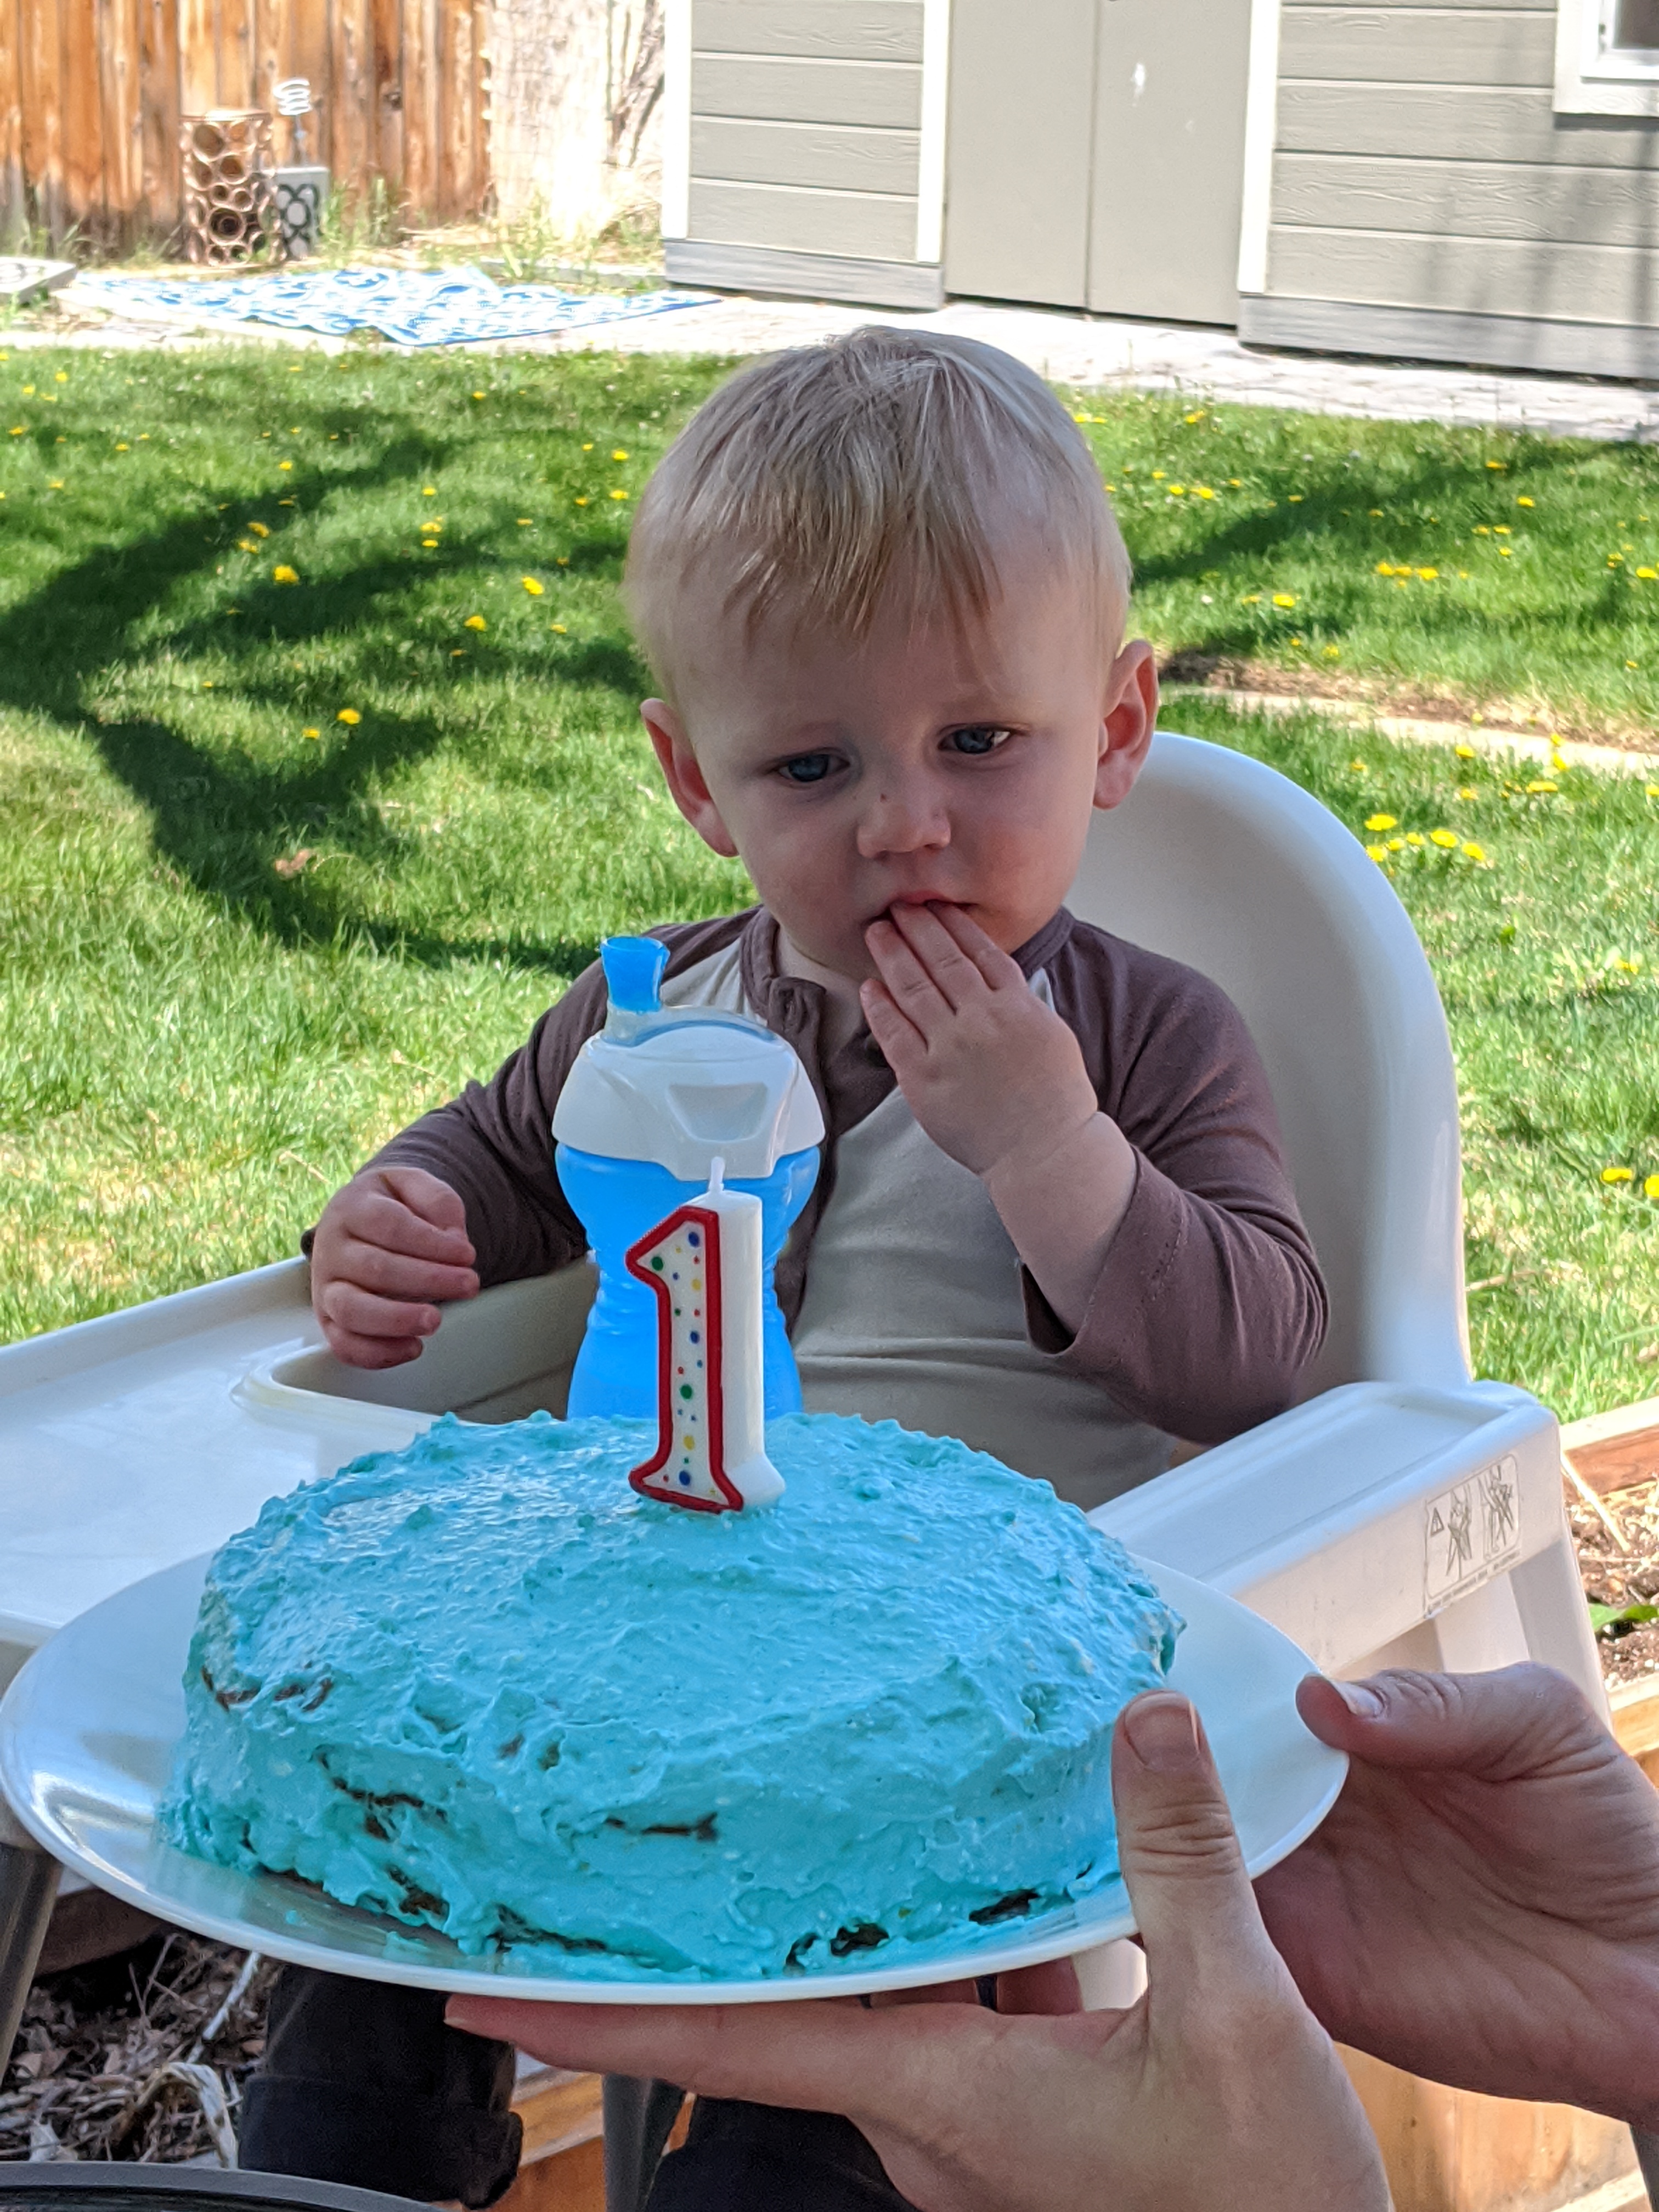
1569,1470,1659,1689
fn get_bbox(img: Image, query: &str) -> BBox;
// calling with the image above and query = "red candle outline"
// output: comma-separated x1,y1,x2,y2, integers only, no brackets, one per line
624,1201,744,1514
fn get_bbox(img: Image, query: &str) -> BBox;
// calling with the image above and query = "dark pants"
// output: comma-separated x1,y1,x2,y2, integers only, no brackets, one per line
240,1968,916,2210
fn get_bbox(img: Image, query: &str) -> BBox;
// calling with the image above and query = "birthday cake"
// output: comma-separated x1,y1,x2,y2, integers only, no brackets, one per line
161,1409,1182,1980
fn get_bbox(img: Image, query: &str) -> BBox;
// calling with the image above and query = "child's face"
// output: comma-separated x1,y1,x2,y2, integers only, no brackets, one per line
641,557,1159,987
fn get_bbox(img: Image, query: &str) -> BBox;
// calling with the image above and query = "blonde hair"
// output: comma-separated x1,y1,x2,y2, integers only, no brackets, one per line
624,328,1131,692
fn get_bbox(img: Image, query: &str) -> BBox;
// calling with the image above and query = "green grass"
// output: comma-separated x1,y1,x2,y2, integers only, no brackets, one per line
3,347,1658,1417
1065,391,1659,736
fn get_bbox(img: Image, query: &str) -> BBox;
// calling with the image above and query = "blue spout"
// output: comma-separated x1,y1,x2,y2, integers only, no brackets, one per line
601,935,668,1016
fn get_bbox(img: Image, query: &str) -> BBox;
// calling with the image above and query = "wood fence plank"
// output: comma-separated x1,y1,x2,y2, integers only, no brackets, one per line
330,0,374,195
402,0,440,218
98,0,143,233
370,0,403,194
285,0,329,172
137,0,180,234
0,0,23,241
218,0,257,109
445,0,478,216
179,0,217,116
60,0,101,227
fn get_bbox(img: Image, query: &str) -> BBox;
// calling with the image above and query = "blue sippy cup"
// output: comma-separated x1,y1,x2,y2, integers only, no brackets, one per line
552,936,824,1421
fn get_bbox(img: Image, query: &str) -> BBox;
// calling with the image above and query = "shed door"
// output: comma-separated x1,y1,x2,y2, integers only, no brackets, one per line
943,0,1252,325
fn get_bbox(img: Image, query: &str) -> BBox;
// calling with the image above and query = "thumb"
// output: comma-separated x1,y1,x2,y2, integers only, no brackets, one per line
1113,1692,1268,1988
1295,1663,1608,1783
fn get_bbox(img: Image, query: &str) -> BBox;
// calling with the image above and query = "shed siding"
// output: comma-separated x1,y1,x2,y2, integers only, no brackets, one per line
686,1,923,267
1266,0,1659,332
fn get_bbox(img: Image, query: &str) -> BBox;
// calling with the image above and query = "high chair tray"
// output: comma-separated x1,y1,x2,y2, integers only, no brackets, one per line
0,1550,1345,2004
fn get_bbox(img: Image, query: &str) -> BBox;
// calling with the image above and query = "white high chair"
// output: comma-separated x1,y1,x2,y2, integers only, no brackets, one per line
0,731,1598,2181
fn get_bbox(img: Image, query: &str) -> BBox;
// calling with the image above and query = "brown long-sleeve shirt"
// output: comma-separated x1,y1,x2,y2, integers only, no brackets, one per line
364,905,1326,1510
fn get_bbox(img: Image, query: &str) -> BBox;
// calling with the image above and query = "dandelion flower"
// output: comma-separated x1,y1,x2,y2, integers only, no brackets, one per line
48,478,63,490
1073,410,1090,424
1640,568,1658,581
575,495,590,506
517,518,532,526
1455,743,1476,758
1196,486,1215,499
1456,785,1477,800
610,488,629,501
1272,592,1296,608
1369,507,1383,516
1417,567,1439,581
423,486,437,496
1646,784,1659,799
1429,828,1459,849
1495,526,1511,535
1184,410,1204,424
1349,758,1368,774
465,614,487,631
1526,780,1558,795
249,521,269,538
452,648,466,658
551,622,567,633
115,442,129,452
1499,547,1512,557
336,708,361,725
1405,832,1425,848
1230,478,1244,488
1240,592,1261,604
1364,813,1397,832
522,576,544,596
1604,1166,1635,1184
1365,843,1388,862
611,448,629,461
472,390,486,400
582,442,594,452
1647,1175,1659,1200
273,563,299,583
1323,644,1340,658
1386,837,1406,852
1169,484,1187,496
1152,470,1166,481
303,726,320,740
1486,460,1506,470
421,539,438,550
1517,496,1534,507
1462,842,1487,862
1375,561,1396,575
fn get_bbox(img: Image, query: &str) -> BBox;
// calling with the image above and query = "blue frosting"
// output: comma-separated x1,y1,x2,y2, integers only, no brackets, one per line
163,1412,1182,1980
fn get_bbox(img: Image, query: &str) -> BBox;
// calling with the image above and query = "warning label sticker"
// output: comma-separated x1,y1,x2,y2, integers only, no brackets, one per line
1424,1455,1521,1614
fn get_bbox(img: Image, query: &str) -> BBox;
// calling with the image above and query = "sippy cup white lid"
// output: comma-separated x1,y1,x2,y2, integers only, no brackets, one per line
552,939,823,1182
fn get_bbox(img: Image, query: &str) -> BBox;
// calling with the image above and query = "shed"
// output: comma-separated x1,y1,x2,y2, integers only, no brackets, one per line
658,0,1659,380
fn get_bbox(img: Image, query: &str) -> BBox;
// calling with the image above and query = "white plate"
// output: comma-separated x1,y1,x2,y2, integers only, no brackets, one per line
0,1551,1344,2004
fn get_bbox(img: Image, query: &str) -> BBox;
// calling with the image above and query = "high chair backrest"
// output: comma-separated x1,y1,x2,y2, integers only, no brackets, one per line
1067,732,1469,1398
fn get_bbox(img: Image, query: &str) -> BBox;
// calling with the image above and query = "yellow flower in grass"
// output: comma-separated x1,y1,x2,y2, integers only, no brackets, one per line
1365,843,1388,862
1364,813,1397,832
1417,567,1439,581
574,495,590,507
1526,780,1558,795
522,576,544,596
1240,592,1261,605
1639,568,1658,582
465,614,487,631
1458,786,1478,800
303,726,320,740
611,448,629,461
1462,842,1488,863
1455,743,1476,758
610,488,629,501
249,521,269,538
1647,1175,1659,1200
336,708,361,725
1405,832,1425,848
1647,785,1659,799
1272,592,1296,608
1429,828,1459,849
273,563,299,584
278,460,292,471
550,622,567,634
1196,486,1216,499
1499,547,1513,557
1604,1166,1635,1185
1516,496,1534,508
1486,460,1506,470
423,487,437,496
1386,837,1406,853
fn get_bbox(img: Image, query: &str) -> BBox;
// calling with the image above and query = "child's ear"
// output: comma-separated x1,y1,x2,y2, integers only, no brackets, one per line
640,701,741,859
1093,641,1159,812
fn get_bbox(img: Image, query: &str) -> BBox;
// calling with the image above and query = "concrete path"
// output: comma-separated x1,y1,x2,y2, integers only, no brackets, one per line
15,277,1659,445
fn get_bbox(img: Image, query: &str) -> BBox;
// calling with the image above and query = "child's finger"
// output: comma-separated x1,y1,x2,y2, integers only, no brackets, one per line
860,979,926,1074
336,1239,479,1304
320,1323,429,1370
318,1281,444,1345
350,1188,476,1266
865,917,953,1035
927,902,1026,991
884,903,992,1011
379,1166,472,1237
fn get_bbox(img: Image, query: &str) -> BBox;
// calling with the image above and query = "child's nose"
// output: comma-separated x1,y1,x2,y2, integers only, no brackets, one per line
855,782,950,859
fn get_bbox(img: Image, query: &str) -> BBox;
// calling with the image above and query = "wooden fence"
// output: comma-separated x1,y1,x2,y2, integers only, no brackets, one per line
0,0,490,247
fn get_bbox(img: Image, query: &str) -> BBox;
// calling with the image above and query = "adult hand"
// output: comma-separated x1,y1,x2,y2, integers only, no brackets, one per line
309,1165,479,1368
1257,1663,1659,2129
860,902,1136,1330
448,1692,1387,2212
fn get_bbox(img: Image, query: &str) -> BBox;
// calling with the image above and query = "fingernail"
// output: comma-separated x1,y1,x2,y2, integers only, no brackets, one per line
1335,1680,1385,1717
1122,1692,1200,1770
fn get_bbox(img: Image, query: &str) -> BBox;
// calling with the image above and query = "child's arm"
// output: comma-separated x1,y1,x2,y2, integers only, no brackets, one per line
862,902,1325,1440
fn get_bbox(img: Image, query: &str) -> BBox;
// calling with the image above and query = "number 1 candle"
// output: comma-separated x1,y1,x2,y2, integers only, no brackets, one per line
624,1158,785,1513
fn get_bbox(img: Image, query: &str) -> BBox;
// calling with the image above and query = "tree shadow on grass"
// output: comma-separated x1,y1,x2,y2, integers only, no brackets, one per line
0,447,640,984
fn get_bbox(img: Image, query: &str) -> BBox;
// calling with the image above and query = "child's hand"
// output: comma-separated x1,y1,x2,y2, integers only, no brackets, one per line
309,1166,480,1368
860,904,1097,1180
861,904,1137,1331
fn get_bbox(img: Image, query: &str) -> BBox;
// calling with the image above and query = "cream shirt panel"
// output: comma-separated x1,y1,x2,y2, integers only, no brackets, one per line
661,945,1171,1513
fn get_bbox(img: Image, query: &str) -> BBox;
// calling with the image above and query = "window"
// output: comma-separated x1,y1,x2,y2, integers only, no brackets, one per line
1556,0,1659,111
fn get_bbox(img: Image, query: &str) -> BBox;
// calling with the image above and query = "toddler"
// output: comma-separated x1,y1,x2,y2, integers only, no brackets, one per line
244,329,1327,2211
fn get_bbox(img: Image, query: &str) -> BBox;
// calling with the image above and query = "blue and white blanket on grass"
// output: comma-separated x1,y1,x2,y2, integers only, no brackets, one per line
72,264,715,347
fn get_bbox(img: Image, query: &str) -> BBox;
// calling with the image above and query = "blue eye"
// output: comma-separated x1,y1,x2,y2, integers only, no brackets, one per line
778,753,838,784
946,726,1010,756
